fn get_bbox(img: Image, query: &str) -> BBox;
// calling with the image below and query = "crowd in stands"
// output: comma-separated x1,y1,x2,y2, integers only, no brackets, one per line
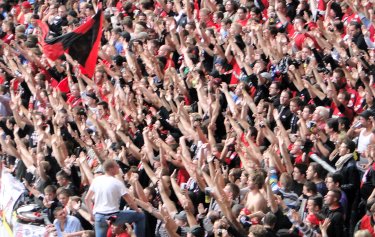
2,0,375,236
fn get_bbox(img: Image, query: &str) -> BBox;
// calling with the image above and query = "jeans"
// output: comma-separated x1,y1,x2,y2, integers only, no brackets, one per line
95,210,146,237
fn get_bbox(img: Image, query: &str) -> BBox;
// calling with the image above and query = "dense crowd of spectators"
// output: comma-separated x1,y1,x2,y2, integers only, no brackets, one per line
1,0,375,237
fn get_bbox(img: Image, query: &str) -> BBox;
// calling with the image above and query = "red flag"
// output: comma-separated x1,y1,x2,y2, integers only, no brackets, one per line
38,10,103,78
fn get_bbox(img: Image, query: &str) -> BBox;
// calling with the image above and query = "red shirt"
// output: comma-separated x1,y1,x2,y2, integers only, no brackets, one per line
229,58,241,85
359,215,375,237
237,18,249,27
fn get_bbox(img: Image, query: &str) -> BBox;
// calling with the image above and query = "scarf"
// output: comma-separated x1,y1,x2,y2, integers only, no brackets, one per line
335,153,353,171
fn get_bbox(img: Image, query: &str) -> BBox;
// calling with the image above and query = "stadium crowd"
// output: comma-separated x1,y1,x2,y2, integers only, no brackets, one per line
1,0,375,236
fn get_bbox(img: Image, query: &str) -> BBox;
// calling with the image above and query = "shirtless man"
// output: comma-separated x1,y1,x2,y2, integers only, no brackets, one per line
244,172,268,215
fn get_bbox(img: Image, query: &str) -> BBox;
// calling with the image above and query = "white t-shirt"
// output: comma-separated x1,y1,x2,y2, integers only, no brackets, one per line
89,175,128,214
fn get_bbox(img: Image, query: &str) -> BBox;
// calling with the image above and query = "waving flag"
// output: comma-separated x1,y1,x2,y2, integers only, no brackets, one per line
38,9,103,78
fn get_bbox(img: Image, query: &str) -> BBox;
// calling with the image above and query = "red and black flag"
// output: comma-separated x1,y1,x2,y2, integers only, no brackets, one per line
38,9,103,78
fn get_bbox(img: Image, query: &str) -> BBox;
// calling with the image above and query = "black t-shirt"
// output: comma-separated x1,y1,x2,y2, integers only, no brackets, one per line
273,208,292,231
292,181,304,197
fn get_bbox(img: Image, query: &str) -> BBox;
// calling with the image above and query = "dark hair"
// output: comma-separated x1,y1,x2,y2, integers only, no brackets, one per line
327,118,339,133
304,104,316,114
339,91,351,101
327,172,343,186
303,181,317,194
308,195,323,209
290,97,303,107
330,189,342,202
350,21,362,30
342,138,356,153
238,6,247,13
53,206,65,216
56,170,70,180
250,172,265,189
97,101,109,110
214,11,224,19
229,168,242,181
294,163,307,176
263,212,277,226
226,183,240,199
338,117,350,130
309,162,326,180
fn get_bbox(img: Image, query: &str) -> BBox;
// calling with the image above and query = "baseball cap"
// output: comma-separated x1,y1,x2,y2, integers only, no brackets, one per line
174,211,187,222
187,225,205,237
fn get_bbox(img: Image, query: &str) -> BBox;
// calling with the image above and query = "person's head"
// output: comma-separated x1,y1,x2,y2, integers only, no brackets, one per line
85,4,95,17
97,101,109,118
53,207,67,221
2,20,14,33
348,21,362,38
289,97,303,114
325,173,343,190
263,212,277,229
324,118,339,134
280,90,292,106
174,211,188,227
359,110,374,128
324,189,341,206
107,215,128,234
213,11,224,24
57,188,71,207
293,163,307,182
248,171,265,190
21,1,32,13
103,159,120,175
312,106,330,122
303,181,317,197
144,187,157,202
290,139,304,155
279,173,293,192
187,225,205,237
221,18,232,30
237,7,247,20
6,117,16,130
224,0,236,12
337,91,351,106
338,138,356,156
199,8,211,21
158,45,173,57
56,170,71,187
293,16,306,32
44,185,57,200
306,195,323,214
248,225,267,237
276,1,287,14
224,183,240,200
230,22,242,35
228,168,242,184
58,5,67,17
306,162,326,181
240,171,249,185
269,81,281,97
85,92,98,106
249,7,262,22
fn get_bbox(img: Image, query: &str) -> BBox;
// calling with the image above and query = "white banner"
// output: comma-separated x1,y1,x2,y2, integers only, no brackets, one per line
0,170,25,223
0,169,47,237
13,222,46,237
